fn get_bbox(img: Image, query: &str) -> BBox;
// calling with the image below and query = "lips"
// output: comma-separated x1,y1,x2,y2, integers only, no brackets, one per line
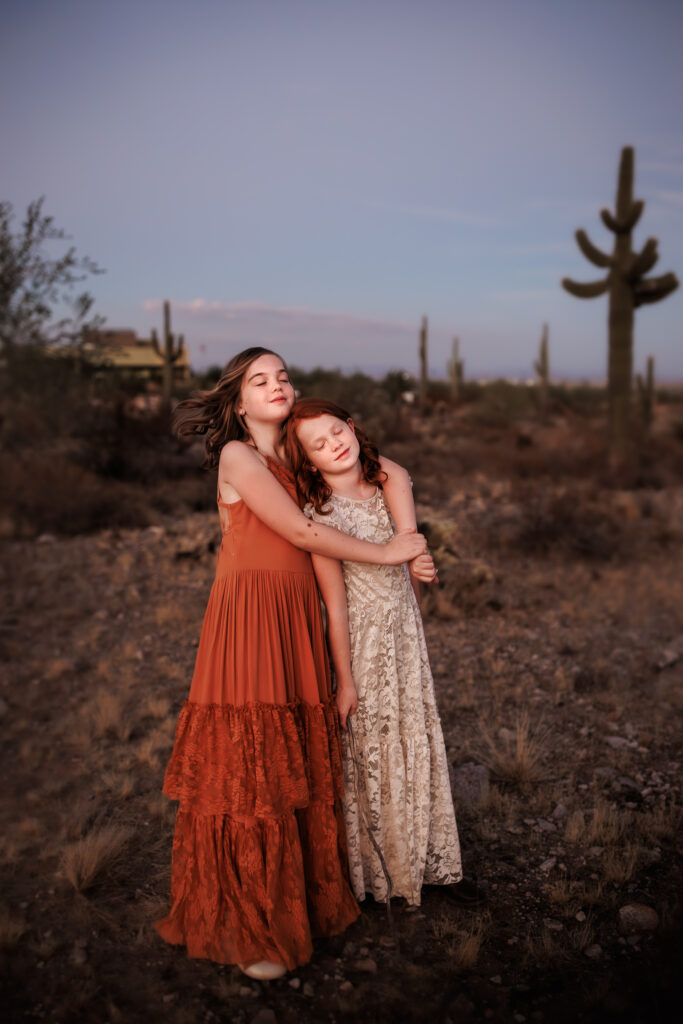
334,447,350,461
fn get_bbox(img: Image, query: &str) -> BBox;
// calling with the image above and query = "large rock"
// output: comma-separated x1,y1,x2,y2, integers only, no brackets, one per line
618,903,659,933
450,762,490,808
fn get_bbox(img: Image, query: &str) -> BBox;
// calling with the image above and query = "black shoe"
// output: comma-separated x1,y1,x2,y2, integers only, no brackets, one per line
439,877,487,905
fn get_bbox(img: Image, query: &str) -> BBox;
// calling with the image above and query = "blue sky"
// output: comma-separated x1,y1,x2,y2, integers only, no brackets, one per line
3,0,682,379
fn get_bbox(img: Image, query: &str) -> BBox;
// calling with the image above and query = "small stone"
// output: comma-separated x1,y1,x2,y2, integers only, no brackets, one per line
379,936,395,948
490,975,502,984
551,803,567,820
342,941,356,957
575,911,586,922
359,946,370,957
250,1011,277,1024
618,903,659,933
353,958,378,974
539,857,556,873
338,980,354,994
587,846,604,857
162,994,176,1004
288,978,301,990
238,986,255,997
544,919,564,931
537,818,557,832
584,944,602,959
303,982,315,998
627,934,641,947
605,736,636,750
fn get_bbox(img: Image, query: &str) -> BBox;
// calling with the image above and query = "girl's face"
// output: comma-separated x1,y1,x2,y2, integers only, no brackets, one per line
239,353,294,426
295,414,360,479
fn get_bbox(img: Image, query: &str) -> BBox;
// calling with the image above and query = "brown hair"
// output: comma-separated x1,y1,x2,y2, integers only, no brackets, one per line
173,346,285,468
283,398,387,513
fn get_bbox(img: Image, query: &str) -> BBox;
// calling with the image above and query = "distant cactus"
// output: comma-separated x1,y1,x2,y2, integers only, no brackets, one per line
447,336,464,402
419,315,428,414
151,300,184,403
562,146,678,462
534,323,549,417
636,355,655,434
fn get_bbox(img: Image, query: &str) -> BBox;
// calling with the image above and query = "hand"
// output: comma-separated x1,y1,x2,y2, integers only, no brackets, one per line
383,528,427,565
410,551,439,584
336,684,359,731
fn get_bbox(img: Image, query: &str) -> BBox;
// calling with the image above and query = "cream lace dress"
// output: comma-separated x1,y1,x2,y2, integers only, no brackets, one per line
306,489,462,904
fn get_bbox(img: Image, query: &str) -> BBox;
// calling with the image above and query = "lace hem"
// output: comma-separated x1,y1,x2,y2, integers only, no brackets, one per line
155,801,359,968
162,697,344,816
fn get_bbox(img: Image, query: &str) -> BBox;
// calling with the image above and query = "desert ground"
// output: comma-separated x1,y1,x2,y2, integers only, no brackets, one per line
1,393,681,1023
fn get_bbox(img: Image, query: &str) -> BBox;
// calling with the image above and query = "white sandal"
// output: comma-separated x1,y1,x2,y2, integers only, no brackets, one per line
238,960,287,981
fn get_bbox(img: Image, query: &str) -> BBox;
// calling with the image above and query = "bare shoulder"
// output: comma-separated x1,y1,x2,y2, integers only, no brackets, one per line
379,455,411,483
219,439,259,473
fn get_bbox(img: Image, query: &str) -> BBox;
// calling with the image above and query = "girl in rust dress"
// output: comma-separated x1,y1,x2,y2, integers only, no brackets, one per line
155,348,427,978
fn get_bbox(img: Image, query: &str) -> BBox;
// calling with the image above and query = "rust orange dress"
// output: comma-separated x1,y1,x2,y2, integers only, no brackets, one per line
155,458,359,968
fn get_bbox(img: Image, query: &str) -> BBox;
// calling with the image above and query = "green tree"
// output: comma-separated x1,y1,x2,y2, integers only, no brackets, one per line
0,197,104,350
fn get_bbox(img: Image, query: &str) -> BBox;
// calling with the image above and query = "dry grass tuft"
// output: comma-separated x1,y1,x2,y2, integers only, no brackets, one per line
586,799,631,846
0,906,26,947
142,695,172,719
477,711,549,786
636,800,681,843
564,810,586,842
101,771,136,800
523,925,570,966
602,843,641,884
61,824,133,892
569,918,595,954
445,915,488,970
86,689,132,743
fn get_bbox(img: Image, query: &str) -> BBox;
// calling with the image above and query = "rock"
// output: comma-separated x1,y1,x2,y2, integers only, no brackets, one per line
537,818,557,832
250,1011,277,1024
584,944,602,959
238,986,255,997
539,857,556,873
605,735,637,750
551,802,568,820
654,648,681,671
615,776,642,795
342,941,356,956
575,911,586,922
594,766,618,780
70,942,87,966
288,978,301,990
353,958,378,974
498,727,515,744
618,903,659,933
490,975,502,984
450,762,490,808
544,919,564,931
338,981,354,994
36,533,57,544
303,982,315,998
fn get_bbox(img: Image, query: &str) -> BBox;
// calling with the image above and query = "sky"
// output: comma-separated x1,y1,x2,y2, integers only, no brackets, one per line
2,0,683,380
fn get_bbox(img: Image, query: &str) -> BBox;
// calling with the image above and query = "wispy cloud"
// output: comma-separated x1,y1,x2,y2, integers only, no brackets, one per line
656,190,683,206
641,161,683,177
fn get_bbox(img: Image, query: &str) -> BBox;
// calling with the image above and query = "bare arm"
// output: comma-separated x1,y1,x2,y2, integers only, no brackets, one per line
311,553,358,731
219,442,426,565
380,456,436,598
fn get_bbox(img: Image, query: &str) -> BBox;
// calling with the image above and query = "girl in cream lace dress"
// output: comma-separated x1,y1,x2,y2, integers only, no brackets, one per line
284,399,462,905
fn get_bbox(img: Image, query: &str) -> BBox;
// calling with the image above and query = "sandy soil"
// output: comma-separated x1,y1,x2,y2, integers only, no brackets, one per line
1,412,682,1023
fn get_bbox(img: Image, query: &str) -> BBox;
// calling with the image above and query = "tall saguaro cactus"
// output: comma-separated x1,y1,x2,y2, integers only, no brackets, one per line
447,336,464,402
151,300,185,403
534,323,550,417
418,315,428,415
562,146,678,462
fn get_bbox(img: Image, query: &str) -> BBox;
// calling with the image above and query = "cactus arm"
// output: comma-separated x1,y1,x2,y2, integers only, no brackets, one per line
575,229,612,268
600,208,620,234
600,203,643,235
622,200,644,232
633,272,679,307
629,238,659,279
562,276,609,299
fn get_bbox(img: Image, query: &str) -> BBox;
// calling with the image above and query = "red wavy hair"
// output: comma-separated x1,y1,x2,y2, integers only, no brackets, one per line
283,398,387,514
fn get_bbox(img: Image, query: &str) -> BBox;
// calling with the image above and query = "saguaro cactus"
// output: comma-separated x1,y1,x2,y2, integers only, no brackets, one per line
562,146,678,462
636,355,655,434
447,336,464,402
534,323,550,417
419,315,428,415
151,300,185,403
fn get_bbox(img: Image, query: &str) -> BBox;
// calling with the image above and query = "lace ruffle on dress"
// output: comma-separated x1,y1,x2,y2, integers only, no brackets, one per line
156,459,359,968
307,489,462,905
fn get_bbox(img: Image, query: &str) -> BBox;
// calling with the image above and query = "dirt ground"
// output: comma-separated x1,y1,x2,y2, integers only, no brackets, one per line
1,408,682,1023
